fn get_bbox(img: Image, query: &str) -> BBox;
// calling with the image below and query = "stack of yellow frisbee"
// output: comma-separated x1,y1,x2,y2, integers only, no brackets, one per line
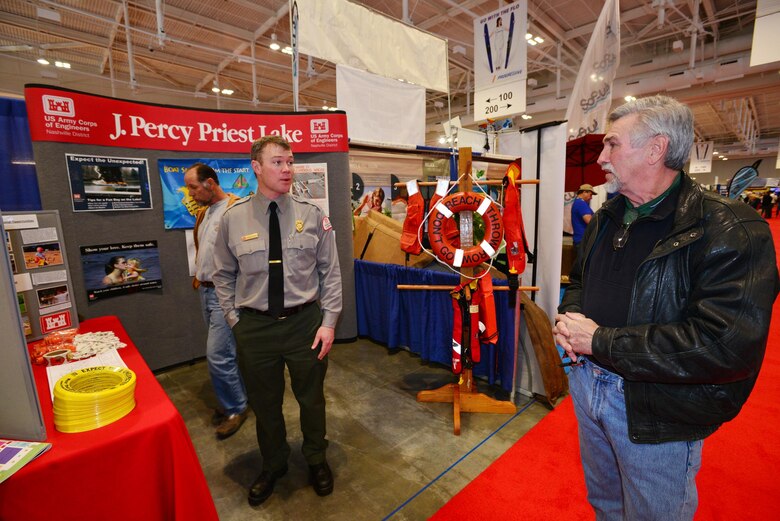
53,366,137,433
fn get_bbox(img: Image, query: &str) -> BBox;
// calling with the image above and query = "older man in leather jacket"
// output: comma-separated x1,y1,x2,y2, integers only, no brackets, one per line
554,95,778,521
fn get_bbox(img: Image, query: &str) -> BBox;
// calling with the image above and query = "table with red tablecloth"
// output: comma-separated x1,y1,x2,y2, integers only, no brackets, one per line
0,315,218,521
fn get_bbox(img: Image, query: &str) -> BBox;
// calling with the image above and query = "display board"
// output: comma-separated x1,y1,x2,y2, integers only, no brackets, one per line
3,210,79,340
25,85,356,370
0,212,46,441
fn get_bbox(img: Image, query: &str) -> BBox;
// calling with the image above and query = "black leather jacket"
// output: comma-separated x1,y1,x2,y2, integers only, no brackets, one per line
560,174,778,443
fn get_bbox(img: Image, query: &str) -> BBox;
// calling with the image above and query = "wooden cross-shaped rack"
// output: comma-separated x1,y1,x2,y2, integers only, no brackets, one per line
398,147,539,435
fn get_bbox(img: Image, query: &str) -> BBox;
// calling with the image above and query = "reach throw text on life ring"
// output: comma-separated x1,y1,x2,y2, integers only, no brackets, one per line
428,191,504,268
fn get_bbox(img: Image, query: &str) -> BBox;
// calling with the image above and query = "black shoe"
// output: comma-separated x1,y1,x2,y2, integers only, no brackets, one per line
248,466,288,506
308,461,334,496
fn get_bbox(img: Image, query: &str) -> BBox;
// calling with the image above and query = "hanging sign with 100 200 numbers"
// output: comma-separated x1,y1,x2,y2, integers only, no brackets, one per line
474,80,526,122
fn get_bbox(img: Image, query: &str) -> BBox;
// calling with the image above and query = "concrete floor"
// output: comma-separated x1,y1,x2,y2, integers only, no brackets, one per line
156,337,552,521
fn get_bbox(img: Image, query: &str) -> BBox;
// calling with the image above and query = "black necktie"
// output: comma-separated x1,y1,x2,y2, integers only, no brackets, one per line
268,201,284,318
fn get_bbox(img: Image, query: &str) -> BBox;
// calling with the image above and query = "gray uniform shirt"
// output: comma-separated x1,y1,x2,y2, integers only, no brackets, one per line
195,197,229,282
212,192,342,329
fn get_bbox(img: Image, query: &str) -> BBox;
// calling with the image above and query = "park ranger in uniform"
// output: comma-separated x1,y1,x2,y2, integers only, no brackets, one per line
212,135,342,507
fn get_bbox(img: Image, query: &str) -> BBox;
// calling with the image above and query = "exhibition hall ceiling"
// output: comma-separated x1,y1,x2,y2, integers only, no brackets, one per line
0,0,778,158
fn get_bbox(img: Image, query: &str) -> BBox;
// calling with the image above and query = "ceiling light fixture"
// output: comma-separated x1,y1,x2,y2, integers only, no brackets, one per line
37,57,49,65
54,61,70,68
281,46,292,55
269,33,280,51
526,32,543,46
521,114,532,120
625,95,636,102
211,86,220,93
221,89,233,95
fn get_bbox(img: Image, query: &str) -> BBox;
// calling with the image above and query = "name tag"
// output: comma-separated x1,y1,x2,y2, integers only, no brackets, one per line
241,232,259,241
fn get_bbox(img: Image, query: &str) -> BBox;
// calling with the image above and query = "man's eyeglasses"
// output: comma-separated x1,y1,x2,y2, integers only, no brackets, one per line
613,225,630,250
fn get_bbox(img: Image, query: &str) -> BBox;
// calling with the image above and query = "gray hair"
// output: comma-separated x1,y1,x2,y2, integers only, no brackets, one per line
607,95,694,171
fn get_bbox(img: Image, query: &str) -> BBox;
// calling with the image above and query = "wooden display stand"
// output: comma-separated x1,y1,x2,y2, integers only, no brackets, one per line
404,147,538,435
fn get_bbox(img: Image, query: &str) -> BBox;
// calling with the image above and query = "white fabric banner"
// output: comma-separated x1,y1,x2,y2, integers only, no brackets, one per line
296,0,448,93
564,0,620,140
336,65,425,146
497,123,567,396
750,0,780,66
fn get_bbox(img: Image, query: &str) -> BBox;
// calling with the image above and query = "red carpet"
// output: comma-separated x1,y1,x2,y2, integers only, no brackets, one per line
432,217,780,520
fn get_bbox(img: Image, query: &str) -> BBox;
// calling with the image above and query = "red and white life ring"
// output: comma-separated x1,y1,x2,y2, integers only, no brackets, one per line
427,191,504,268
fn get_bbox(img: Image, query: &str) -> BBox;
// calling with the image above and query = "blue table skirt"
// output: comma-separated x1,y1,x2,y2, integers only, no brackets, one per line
354,260,515,392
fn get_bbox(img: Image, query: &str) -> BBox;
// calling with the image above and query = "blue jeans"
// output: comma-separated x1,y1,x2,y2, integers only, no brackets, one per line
199,286,247,416
568,358,703,521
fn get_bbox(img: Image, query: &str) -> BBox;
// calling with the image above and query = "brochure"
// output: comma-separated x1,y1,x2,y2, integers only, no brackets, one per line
0,439,52,484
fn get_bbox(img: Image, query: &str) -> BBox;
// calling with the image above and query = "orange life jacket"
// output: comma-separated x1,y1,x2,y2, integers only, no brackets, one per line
476,271,498,346
502,160,528,276
400,180,424,254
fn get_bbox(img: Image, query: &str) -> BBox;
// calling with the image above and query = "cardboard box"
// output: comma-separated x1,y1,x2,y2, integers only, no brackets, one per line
353,212,433,268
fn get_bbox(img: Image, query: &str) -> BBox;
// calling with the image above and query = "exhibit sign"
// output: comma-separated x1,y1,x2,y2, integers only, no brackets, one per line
473,1,527,121
66,154,152,211
80,241,162,301
689,141,714,174
24,84,348,153
158,158,256,229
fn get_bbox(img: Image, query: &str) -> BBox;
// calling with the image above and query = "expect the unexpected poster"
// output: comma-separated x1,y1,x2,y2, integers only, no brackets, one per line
66,154,152,211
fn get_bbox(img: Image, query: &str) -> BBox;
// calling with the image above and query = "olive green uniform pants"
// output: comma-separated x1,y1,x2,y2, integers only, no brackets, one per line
232,303,328,473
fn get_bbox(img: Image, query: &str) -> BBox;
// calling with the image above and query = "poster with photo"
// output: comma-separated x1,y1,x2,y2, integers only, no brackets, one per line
18,293,26,314
5,231,11,252
10,253,17,273
22,242,63,269
292,163,329,213
80,241,163,301
66,154,152,211
351,173,391,218
158,158,256,229
36,284,71,313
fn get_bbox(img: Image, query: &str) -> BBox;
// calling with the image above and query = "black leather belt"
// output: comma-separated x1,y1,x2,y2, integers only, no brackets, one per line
199,281,215,288
241,300,315,319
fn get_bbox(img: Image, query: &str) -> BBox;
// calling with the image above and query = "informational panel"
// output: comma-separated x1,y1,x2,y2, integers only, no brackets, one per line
3,210,79,341
0,212,46,441
473,1,528,121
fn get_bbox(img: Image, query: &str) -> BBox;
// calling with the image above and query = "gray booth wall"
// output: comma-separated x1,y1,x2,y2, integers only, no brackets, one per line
33,142,356,370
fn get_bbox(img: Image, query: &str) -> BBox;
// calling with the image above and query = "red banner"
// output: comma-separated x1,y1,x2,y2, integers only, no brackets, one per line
24,85,349,153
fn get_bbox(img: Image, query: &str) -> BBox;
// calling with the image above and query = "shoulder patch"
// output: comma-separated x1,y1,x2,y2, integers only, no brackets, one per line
322,216,333,231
